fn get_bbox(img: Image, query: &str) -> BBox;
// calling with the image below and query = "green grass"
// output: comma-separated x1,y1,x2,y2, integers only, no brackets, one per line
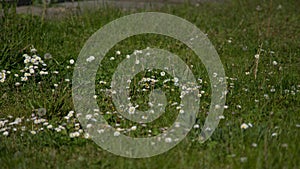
0,0,299,168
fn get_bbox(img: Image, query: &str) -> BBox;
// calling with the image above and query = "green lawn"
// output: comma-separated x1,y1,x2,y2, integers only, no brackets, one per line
0,0,299,168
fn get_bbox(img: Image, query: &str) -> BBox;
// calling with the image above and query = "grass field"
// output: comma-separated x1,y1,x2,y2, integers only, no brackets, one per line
0,0,299,168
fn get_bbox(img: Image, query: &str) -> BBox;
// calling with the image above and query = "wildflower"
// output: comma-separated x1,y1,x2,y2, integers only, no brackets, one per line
3,131,9,136
252,143,258,147
86,56,95,62
39,71,48,75
24,57,31,64
256,5,262,11
44,53,52,60
271,132,277,137
160,71,166,76
34,56,42,63
133,50,143,55
116,128,124,132
114,131,120,137
36,108,46,117
130,126,137,131
240,157,247,163
0,72,5,83
85,114,92,120
67,111,74,117
69,59,75,64
34,119,46,124
264,94,269,99
193,124,200,129
174,77,179,83
254,54,260,59
98,129,105,134
29,68,35,74
30,130,37,135
21,76,28,81
218,115,225,119
99,80,107,84
110,57,115,60
30,58,37,64
58,125,65,130
24,73,31,77
165,137,172,143
14,117,22,124
241,123,249,129
128,106,136,114
0,121,5,128
86,124,92,128
23,53,30,58
248,123,253,127
55,127,61,132
215,105,221,109
84,133,90,139
30,47,37,53
116,51,121,55
74,132,80,137
0,127,7,132
69,132,80,138
272,61,278,66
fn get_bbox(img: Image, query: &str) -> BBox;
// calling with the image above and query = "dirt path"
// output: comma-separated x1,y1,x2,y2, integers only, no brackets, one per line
16,0,169,19
12,0,224,19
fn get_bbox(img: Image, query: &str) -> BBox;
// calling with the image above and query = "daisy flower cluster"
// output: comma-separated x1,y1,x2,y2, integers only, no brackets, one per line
0,113,49,137
0,109,90,139
0,46,50,86
0,46,84,138
19,47,49,83
0,45,298,144
94,48,209,139
0,70,9,83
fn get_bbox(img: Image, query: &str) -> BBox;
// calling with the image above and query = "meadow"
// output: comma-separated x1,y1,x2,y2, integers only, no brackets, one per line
0,0,299,168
